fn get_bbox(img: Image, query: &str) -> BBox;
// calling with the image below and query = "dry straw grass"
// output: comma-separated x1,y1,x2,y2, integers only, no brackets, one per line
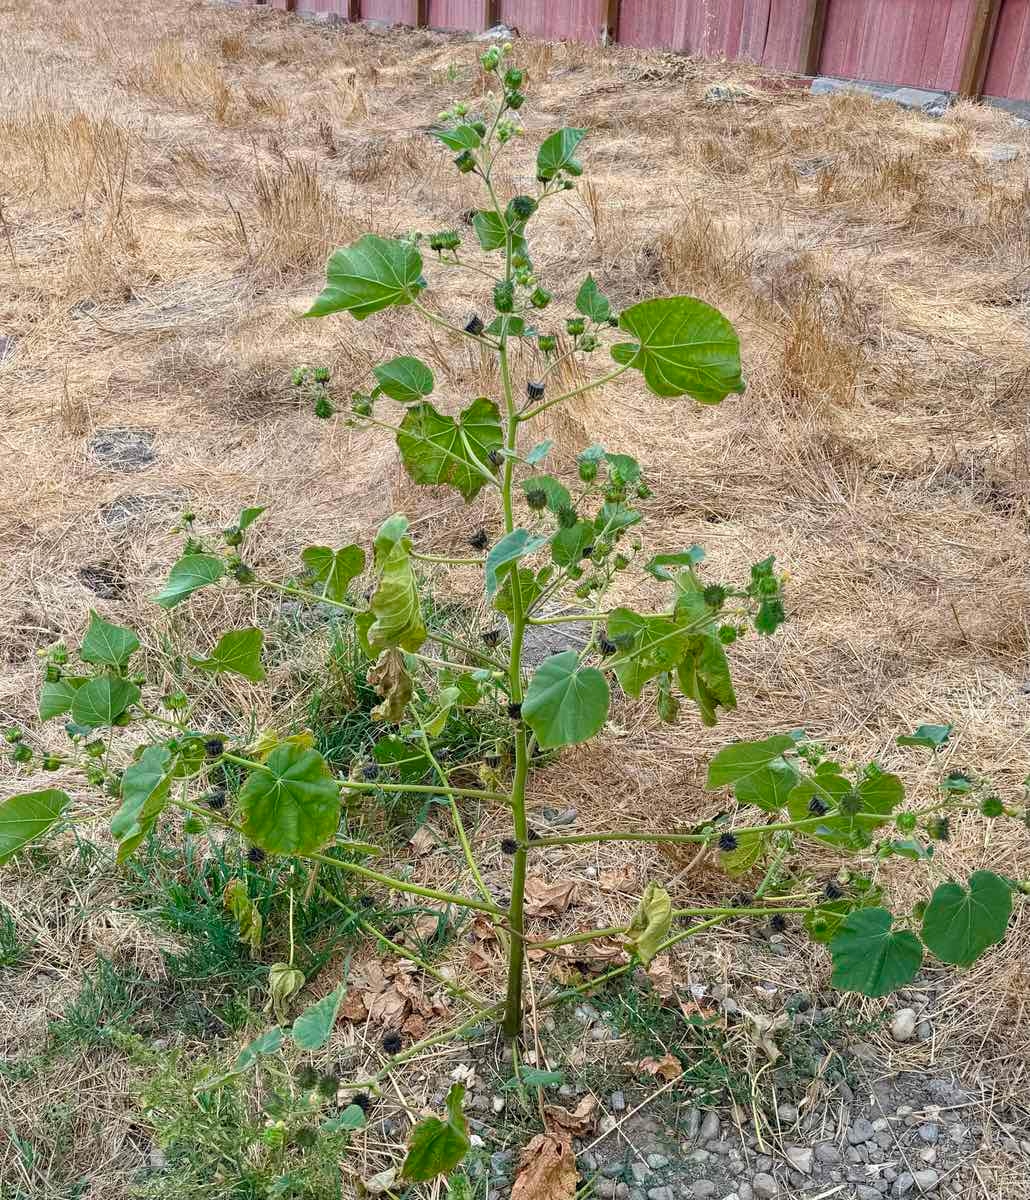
1,0,1030,1192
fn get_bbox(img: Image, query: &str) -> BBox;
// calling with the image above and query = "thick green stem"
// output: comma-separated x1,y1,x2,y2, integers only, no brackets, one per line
304,851,502,916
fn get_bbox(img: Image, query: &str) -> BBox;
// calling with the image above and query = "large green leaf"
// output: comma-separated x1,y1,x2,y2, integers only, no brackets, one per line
239,744,341,854
373,734,431,783
80,611,139,669
39,677,86,721
237,505,266,532
575,274,610,322
396,397,502,502
321,1105,367,1134
521,474,570,514
111,745,172,862
829,907,923,998
472,210,527,257
430,124,481,152
706,735,798,808
401,1084,470,1182
291,981,346,1050
485,529,549,597
921,871,1012,967
192,628,266,682
645,548,705,582
0,789,70,866
70,676,140,728
537,127,586,179
611,297,745,403
154,554,225,609
788,771,903,848
607,608,689,698
234,1027,285,1072
522,651,610,749
896,723,952,749
550,520,594,568
676,636,737,728
368,515,426,653
304,234,426,320
302,544,365,604
718,830,768,876
493,566,544,619
373,356,434,403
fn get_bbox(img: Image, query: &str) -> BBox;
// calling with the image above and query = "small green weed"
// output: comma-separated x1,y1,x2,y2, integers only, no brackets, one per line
49,957,147,1050
0,902,29,968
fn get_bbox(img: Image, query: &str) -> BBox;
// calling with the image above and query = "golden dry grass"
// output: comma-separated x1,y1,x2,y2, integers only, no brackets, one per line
2,1,1030,1194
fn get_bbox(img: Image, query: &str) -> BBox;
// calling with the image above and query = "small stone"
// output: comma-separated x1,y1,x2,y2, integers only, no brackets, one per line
814,1143,841,1165
148,1148,167,1169
598,1183,618,1200
917,1124,939,1144
590,1024,610,1041
89,428,157,472
752,1174,778,1199
709,1141,734,1155
737,1186,753,1200
893,1174,914,1196
599,1114,618,1134
872,1119,890,1132
754,1156,773,1174
912,1170,939,1192
700,1112,721,1141
491,1095,505,1114
602,1164,626,1179
611,1091,627,1112
918,1148,937,1164
849,1119,875,1144
947,1123,968,1143
785,1147,813,1175
987,143,1019,163
857,1188,882,1200
475,22,516,40
891,1009,918,1042
574,1004,599,1025
364,1168,398,1196
776,1103,798,1123
630,1163,650,1185
690,1185,717,1200
685,1107,702,1139
688,1150,711,1165
644,1154,668,1170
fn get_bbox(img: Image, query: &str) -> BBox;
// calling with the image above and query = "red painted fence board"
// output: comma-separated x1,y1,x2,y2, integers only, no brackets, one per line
296,0,352,16
499,0,607,41
618,0,811,71
983,0,1030,99
819,0,977,91
428,0,488,29
360,0,417,22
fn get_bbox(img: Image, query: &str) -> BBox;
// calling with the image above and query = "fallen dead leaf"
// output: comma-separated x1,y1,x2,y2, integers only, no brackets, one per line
741,1009,789,1062
511,1132,577,1200
544,1093,597,1136
408,825,437,856
524,877,577,917
646,954,676,999
636,1053,683,1081
598,865,636,892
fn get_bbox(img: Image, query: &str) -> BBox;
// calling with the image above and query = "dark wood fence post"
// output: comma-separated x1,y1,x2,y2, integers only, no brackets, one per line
958,0,1002,98
484,0,499,29
415,0,428,25
602,0,621,45
800,0,828,75
347,0,360,21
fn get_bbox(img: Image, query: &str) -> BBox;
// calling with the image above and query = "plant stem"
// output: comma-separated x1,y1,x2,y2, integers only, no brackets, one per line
411,552,485,566
520,363,631,420
524,904,812,950
526,610,611,626
412,299,498,349
303,850,502,916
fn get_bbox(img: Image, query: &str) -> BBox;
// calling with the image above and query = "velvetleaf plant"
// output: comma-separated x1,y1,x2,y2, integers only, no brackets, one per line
3,40,1027,1181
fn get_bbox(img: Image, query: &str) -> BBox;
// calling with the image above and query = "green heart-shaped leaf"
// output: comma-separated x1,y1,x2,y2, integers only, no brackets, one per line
430,124,481,152
154,554,225,609
234,1027,285,1072
611,296,744,403
396,397,502,502
80,611,139,669
829,907,923,998
39,677,86,721
484,529,549,597
305,234,426,321
401,1084,470,1182
537,127,586,178
523,651,610,749
607,608,689,698
921,870,1012,967
575,273,610,322
706,735,798,803
239,744,341,854
111,745,172,862
192,627,266,682
70,676,140,728
676,635,737,728
0,789,70,866
373,356,434,403
302,544,365,604
896,723,952,749
292,981,346,1050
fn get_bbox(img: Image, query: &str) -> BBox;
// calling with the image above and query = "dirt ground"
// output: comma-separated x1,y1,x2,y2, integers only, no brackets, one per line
2,1,1030,1197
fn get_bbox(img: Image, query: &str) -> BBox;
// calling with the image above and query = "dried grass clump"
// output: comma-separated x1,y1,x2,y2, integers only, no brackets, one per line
657,201,754,291
126,36,239,123
251,158,359,277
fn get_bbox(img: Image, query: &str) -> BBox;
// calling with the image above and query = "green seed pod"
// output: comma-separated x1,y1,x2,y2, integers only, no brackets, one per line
12,743,33,764
525,488,547,512
574,583,592,599
529,287,552,309
4,727,23,744
312,366,330,383
223,526,243,547
506,90,526,110
718,624,737,645
231,561,256,585
981,796,1004,818
351,393,372,418
538,334,557,354
42,754,62,771
578,333,598,352
556,503,578,529
429,229,461,252
703,584,727,610
454,149,476,173
566,317,586,337
45,663,62,683
896,811,917,832
493,281,515,313
291,367,306,387
636,481,653,499
578,459,598,483
314,395,336,419
51,644,69,665
613,554,630,571
508,194,537,220
471,120,487,136
504,67,524,88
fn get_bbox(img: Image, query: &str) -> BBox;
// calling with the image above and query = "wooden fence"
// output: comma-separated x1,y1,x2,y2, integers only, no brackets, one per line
252,1,1030,103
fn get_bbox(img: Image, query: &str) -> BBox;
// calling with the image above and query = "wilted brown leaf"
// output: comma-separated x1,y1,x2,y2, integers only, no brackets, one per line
646,954,676,999
408,825,437,856
340,991,369,1022
598,865,636,892
511,1132,577,1200
636,1053,683,1081
525,877,577,917
543,1094,597,1136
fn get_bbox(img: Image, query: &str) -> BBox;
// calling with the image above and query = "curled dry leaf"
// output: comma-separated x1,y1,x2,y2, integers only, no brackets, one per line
543,1093,597,1136
511,1132,578,1200
598,864,636,892
524,876,577,917
408,825,438,856
368,647,413,723
741,1009,789,1062
645,954,676,999
636,1053,683,1081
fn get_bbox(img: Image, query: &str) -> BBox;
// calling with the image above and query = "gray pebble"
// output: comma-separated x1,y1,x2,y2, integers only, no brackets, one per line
947,1123,968,1143
856,1188,881,1200
814,1142,841,1164
491,1151,514,1172
849,1118,876,1144
611,1091,627,1112
738,1186,753,1200
890,1009,917,1042
630,1163,650,1184
699,1112,721,1141
751,1174,778,1199
580,1152,598,1171
785,1146,813,1175
602,1163,626,1179
690,1184,717,1199
917,1124,939,1144
685,1107,702,1139
913,1170,939,1192
893,1174,914,1196
916,1021,933,1041
646,1154,669,1169
709,1140,734,1154
776,1103,798,1123
597,1183,619,1200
